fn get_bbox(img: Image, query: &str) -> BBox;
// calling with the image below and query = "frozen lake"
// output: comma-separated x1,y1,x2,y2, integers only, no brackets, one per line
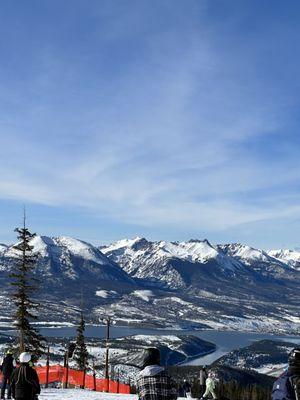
2,325,300,365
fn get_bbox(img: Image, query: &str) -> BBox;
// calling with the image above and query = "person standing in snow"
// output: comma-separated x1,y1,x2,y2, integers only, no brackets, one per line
182,379,192,398
0,350,16,400
136,347,177,400
199,366,208,398
272,348,300,400
10,352,40,400
201,371,217,400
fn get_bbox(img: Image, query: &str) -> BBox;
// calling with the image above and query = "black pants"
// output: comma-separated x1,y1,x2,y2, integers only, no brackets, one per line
200,384,206,398
1,375,12,399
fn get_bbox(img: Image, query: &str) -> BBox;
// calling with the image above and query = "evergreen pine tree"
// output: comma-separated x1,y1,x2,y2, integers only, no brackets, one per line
10,213,45,357
74,312,89,371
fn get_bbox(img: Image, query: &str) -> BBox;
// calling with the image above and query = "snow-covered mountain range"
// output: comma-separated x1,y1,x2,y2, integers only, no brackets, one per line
0,236,299,333
268,248,300,270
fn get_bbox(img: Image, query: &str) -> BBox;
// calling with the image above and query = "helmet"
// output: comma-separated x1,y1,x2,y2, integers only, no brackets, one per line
19,352,31,363
6,350,13,355
142,348,160,368
288,348,300,367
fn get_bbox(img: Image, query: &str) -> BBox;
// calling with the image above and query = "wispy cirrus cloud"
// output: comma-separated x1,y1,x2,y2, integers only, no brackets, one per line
0,0,300,247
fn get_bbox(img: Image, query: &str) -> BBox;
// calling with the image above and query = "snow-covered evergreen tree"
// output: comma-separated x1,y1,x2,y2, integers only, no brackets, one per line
10,215,45,357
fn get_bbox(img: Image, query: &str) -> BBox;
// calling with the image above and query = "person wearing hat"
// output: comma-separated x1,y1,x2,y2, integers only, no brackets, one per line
0,350,16,399
272,348,300,400
10,352,40,400
136,347,177,400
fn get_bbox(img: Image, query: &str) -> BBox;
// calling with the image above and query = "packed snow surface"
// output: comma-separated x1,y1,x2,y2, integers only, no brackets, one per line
39,389,136,399
39,389,186,399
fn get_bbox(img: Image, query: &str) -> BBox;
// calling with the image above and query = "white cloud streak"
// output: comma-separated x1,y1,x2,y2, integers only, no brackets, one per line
0,1,299,236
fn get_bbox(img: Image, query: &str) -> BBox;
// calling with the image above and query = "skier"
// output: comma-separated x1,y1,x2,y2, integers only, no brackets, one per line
199,366,208,398
201,371,217,400
136,347,177,400
10,352,40,400
272,348,300,400
0,350,16,400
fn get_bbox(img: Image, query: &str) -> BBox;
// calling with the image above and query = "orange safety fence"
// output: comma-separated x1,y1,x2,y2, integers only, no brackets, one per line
1,366,130,394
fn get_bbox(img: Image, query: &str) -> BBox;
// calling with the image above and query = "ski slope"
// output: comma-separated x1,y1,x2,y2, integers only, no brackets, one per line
39,389,186,399
39,389,137,399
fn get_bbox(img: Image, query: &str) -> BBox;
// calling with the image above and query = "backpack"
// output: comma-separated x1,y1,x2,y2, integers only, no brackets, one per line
272,371,298,400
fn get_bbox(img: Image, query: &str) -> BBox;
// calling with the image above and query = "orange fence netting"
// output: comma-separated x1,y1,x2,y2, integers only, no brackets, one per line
0,365,131,394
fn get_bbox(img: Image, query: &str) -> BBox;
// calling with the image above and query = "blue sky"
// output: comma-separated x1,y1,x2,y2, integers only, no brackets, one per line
1,0,300,249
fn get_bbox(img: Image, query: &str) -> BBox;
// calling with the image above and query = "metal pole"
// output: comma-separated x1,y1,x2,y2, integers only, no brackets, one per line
45,346,50,388
63,352,69,389
117,370,120,394
104,317,110,392
82,356,86,389
92,359,96,391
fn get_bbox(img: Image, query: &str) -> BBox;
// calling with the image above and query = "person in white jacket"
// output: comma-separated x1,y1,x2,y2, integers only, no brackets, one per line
201,371,217,400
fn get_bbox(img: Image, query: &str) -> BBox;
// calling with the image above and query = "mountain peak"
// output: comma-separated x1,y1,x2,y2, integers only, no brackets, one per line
0,243,8,254
268,248,300,270
102,237,149,254
219,243,271,264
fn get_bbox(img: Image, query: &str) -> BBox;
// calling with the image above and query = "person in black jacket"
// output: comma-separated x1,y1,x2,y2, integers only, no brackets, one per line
136,347,177,400
1,350,16,399
182,379,192,398
10,352,40,400
272,348,300,400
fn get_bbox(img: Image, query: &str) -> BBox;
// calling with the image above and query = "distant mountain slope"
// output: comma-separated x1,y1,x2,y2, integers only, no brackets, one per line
1,235,134,285
102,237,299,299
0,235,299,333
101,237,300,332
213,339,298,376
268,249,300,270
168,364,275,389
0,236,137,323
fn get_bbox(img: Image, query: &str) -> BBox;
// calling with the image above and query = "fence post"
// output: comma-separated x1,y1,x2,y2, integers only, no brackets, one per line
92,359,96,391
45,346,50,388
82,367,86,389
63,353,69,389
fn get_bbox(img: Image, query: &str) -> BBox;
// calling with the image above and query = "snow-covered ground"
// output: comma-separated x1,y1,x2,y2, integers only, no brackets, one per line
39,389,186,399
254,363,287,376
39,389,137,399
